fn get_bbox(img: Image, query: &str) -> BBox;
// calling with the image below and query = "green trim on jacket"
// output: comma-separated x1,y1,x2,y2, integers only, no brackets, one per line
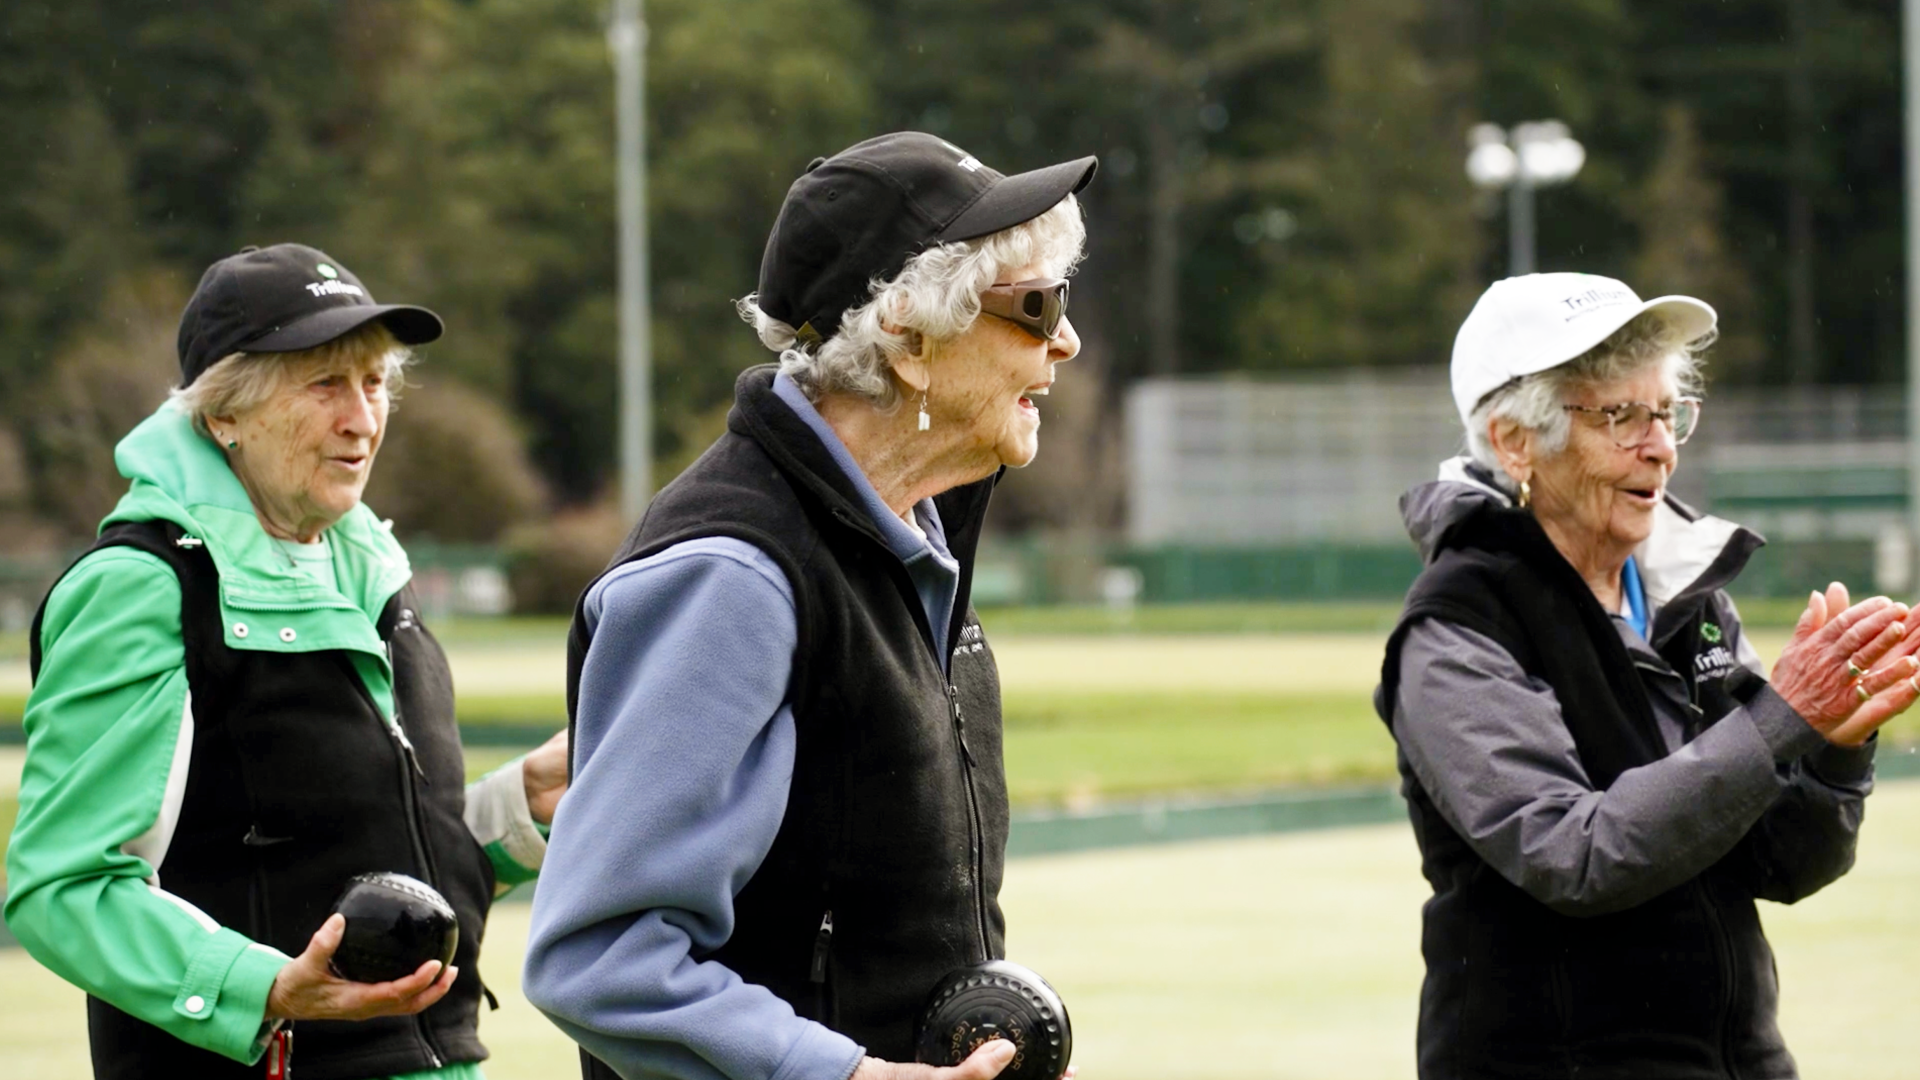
6,403,542,1070
103,403,413,717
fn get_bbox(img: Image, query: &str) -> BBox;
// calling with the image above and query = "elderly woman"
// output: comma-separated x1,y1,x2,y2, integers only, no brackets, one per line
525,132,1093,1080
1379,272,1918,1079
7,244,567,1080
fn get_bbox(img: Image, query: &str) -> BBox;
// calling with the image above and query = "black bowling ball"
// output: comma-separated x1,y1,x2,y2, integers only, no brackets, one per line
327,872,459,984
914,960,1072,1080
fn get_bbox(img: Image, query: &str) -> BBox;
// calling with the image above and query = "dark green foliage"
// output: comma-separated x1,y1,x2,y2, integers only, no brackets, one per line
0,0,1907,543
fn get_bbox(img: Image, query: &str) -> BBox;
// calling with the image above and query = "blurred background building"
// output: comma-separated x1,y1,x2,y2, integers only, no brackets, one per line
1119,372,1909,605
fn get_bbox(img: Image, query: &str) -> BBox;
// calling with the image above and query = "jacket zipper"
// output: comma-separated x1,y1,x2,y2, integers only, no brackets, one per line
831,508,993,961
809,909,834,1022
947,683,990,957
346,647,445,1069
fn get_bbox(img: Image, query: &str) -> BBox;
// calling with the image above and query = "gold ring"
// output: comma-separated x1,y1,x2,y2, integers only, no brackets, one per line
1847,660,1868,680
1857,683,1872,704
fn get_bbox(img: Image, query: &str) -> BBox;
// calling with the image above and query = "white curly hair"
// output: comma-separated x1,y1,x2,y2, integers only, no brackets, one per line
736,195,1087,410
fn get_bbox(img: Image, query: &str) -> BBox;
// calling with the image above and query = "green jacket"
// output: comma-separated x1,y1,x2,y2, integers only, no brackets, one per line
5,403,543,1072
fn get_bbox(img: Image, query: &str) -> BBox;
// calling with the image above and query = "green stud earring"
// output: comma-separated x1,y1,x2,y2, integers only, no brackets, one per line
226,438,238,449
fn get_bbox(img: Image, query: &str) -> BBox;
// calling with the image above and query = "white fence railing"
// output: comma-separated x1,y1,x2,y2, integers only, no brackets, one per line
1126,371,1909,547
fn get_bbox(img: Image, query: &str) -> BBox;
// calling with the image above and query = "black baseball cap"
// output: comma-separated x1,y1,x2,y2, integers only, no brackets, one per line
757,132,1097,345
176,243,445,386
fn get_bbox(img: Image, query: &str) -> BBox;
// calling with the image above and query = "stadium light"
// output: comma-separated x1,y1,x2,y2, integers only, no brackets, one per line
1466,121,1586,276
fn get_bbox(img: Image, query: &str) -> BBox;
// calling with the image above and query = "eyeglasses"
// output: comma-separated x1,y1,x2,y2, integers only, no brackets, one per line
981,278,1069,341
1562,397,1703,449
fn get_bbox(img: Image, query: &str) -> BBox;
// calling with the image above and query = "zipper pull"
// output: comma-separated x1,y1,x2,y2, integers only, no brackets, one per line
399,735,428,782
947,686,975,767
810,910,834,983
385,713,428,782
264,1024,292,1079
379,640,428,782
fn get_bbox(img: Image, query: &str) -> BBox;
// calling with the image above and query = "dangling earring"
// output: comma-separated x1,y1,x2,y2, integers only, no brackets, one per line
1518,479,1532,509
917,388,930,432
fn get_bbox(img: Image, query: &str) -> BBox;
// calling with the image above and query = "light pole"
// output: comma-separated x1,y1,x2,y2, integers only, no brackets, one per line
610,0,652,521
1907,0,1920,593
1466,121,1586,276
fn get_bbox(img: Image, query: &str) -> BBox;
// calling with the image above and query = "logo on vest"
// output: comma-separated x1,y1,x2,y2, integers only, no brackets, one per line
1695,644,1736,681
1701,622,1723,644
952,621,987,659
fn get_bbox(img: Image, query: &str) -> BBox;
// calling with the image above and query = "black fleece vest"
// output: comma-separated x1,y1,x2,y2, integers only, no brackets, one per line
31,519,495,1080
566,366,1007,1072
1377,501,1788,1080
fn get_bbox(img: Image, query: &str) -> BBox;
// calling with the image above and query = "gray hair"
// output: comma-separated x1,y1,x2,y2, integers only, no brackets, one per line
735,194,1087,409
168,321,412,437
1466,310,1711,485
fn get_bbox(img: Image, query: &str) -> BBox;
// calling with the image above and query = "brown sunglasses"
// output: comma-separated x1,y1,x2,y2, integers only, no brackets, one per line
981,278,1069,341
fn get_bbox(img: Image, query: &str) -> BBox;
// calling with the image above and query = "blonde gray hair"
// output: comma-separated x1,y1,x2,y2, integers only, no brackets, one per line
1466,310,1711,483
169,321,412,437
736,194,1088,409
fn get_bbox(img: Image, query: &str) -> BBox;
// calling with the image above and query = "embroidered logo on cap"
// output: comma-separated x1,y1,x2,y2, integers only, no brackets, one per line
305,261,365,298
934,137,985,173
1558,286,1635,321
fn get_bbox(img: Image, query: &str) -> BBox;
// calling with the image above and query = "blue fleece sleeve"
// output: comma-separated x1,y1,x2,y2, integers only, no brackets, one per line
522,539,864,1080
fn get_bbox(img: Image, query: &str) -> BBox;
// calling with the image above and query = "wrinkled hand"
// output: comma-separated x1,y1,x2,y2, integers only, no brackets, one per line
522,728,570,825
264,913,456,1022
1770,582,1920,746
849,1046,1005,1080
848,1039,1071,1080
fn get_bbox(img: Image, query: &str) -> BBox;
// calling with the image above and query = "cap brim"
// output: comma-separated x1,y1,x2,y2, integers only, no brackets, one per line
1638,295,1718,346
241,303,444,354
937,156,1098,243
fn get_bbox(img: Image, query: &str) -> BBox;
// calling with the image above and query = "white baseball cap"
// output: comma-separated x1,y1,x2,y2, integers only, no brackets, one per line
1450,272,1717,427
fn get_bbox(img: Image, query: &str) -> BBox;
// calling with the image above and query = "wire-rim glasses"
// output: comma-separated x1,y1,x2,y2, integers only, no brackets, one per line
1562,397,1702,448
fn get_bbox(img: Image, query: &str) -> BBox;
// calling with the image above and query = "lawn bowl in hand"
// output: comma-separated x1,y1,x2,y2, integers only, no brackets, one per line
914,960,1072,1080
327,872,459,984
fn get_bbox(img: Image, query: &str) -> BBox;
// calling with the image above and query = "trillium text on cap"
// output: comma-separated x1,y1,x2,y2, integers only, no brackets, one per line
1450,272,1716,428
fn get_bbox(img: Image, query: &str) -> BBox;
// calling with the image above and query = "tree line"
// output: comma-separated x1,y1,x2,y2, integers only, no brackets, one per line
0,0,1901,552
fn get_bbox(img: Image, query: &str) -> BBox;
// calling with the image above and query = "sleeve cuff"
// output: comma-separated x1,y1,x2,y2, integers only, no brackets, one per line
175,929,291,1063
1743,682,1829,762
467,755,548,886
768,1021,865,1080
1808,732,1877,786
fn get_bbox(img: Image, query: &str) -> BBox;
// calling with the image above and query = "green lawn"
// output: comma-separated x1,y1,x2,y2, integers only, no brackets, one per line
8,783,1920,1080
461,688,1397,804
